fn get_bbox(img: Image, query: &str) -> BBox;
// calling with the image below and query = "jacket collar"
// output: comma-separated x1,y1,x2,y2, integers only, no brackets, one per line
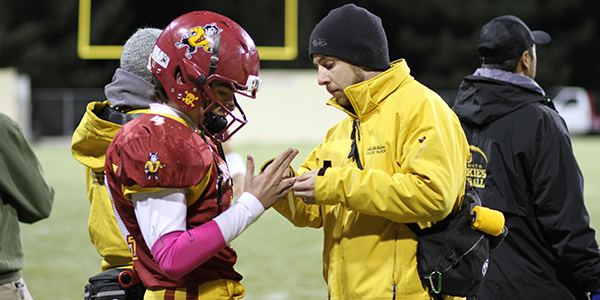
149,103,199,131
453,68,547,127
105,68,154,108
473,68,545,96
327,59,412,119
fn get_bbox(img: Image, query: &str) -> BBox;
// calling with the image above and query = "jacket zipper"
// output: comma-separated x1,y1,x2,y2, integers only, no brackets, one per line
348,119,363,170
332,205,346,299
392,223,399,299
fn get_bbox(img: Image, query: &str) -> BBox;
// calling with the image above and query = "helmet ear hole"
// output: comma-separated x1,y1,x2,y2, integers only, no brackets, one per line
240,42,249,53
174,67,185,84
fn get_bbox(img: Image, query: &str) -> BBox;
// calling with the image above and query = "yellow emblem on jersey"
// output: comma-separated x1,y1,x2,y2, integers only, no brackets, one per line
145,152,165,180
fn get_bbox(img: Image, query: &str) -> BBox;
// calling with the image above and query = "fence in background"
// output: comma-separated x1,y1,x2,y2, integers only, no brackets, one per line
31,88,105,139
30,86,600,140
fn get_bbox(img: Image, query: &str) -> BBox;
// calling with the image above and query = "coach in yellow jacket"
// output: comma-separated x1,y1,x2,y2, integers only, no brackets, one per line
274,4,470,300
71,28,160,273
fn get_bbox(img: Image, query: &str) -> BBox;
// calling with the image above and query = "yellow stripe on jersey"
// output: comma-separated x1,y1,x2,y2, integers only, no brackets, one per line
186,163,213,207
123,186,168,201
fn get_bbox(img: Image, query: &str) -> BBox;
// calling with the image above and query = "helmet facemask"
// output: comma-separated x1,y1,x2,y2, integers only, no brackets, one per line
198,75,258,142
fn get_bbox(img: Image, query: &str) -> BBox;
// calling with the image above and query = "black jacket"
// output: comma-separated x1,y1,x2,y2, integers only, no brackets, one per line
453,68,600,300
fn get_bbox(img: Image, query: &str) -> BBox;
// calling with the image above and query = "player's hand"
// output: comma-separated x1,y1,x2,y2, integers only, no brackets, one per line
292,169,318,204
244,148,298,209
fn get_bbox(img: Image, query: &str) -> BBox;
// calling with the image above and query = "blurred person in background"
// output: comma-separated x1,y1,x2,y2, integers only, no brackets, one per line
452,15,600,300
71,27,161,299
104,11,298,299
0,113,54,300
274,4,470,299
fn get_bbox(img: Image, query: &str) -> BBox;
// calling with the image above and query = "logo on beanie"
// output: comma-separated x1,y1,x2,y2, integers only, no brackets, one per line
312,39,327,47
175,23,223,59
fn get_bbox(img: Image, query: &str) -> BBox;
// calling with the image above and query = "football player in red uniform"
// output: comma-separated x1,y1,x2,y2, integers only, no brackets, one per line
104,11,297,299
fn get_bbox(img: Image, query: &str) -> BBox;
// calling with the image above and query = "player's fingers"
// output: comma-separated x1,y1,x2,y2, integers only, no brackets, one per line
265,148,293,174
245,155,255,184
274,149,298,177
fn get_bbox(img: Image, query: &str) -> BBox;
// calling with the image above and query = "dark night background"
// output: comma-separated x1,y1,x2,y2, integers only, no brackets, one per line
0,0,599,136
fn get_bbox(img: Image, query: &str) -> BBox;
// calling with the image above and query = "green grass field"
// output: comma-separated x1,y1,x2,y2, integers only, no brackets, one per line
20,136,600,300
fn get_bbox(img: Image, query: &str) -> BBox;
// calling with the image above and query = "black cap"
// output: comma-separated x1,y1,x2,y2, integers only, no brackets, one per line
478,15,550,64
308,4,390,70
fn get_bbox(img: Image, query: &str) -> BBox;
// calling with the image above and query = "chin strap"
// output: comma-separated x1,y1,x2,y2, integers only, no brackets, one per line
195,34,221,85
209,34,221,76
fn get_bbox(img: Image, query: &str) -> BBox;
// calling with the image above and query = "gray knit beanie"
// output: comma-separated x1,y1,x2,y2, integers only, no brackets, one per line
308,4,390,70
120,28,162,83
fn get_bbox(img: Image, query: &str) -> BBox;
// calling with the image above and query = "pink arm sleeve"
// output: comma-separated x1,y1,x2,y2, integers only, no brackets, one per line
150,220,226,279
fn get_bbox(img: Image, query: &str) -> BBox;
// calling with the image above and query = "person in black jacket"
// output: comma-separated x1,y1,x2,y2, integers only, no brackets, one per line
453,15,600,300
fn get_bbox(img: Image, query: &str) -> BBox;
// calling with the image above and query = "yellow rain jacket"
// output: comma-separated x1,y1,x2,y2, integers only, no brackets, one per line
71,101,148,271
274,60,469,300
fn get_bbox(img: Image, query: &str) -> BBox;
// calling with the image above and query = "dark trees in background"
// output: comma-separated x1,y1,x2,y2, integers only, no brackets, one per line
0,0,598,91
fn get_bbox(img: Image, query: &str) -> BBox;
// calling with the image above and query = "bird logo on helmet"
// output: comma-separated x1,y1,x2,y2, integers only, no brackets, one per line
148,11,261,142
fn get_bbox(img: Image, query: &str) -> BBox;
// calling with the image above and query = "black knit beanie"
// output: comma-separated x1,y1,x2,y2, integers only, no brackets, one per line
308,3,390,70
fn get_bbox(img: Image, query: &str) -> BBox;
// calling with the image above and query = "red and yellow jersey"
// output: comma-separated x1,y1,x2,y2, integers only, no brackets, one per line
105,113,240,288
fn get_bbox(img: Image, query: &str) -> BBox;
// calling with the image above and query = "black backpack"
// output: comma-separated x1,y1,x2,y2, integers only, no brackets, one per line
407,182,507,298
84,268,145,300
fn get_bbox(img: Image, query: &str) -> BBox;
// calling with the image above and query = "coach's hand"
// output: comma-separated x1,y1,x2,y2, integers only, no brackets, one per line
293,169,317,204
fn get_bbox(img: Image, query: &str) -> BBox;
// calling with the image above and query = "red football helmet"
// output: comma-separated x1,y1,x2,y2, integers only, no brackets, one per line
149,11,261,142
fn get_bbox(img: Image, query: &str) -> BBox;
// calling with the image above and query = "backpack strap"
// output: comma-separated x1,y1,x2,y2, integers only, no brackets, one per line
406,222,423,236
99,105,144,125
